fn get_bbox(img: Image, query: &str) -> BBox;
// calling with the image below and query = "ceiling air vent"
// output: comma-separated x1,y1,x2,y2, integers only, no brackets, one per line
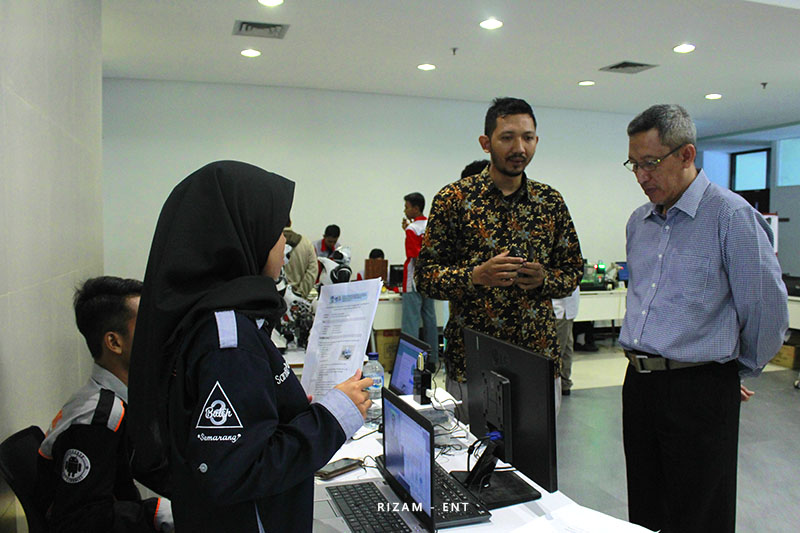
599,61,657,74
233,20,289,39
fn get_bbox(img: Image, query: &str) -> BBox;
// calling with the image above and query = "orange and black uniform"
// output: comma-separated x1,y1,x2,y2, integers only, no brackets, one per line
36,364,171,533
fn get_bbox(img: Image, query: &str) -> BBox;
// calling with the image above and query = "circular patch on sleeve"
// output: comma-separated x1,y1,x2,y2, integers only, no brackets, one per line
61,449,91,483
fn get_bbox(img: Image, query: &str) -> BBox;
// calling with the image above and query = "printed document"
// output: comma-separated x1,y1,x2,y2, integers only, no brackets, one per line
301,279,382,399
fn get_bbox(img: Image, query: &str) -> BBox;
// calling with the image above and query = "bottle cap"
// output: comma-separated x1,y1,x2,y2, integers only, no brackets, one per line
367,351,379,360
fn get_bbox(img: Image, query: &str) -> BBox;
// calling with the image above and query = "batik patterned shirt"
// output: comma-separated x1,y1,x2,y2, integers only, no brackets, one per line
415,167,583,381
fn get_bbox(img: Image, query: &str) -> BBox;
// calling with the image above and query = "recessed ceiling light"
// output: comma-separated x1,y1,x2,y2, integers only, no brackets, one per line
480,18,503,30
258,0,284,6
673,43,696,54
241,49,262,58
417,64,436,71
578,80,595,86
705,93,722,100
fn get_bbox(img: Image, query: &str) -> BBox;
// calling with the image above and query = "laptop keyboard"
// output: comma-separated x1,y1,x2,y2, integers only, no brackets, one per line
433,463,488,522
326,482,412,532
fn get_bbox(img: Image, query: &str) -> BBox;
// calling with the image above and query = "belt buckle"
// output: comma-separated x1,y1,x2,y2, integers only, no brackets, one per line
632,353,651,374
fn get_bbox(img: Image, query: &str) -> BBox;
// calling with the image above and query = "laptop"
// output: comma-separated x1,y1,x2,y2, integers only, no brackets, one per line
388,333,431,396
313,388,491,532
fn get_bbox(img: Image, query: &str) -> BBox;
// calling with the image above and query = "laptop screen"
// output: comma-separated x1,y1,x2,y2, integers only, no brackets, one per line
382,389,433,518
389,333,431,395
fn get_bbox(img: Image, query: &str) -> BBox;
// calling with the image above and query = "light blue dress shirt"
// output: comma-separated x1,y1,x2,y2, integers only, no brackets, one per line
619,170,788,376
316,388,365,439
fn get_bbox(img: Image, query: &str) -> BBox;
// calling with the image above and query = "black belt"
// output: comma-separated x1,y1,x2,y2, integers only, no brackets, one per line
624,350,713,373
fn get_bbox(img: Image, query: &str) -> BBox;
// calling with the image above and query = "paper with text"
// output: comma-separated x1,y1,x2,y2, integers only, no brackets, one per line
301,279,382,399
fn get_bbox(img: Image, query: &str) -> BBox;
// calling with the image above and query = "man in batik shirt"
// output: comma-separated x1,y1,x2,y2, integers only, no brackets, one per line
415,97,582,414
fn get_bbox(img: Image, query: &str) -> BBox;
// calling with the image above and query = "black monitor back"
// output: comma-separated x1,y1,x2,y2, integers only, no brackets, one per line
387,264,404,288
463,328,558,493
783,274,800,297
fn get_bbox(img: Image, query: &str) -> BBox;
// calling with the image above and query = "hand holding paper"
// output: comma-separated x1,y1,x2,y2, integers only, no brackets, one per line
301,279,383,399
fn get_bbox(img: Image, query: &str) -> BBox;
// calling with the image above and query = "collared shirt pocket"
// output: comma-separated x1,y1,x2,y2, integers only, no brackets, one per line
675,253,710,303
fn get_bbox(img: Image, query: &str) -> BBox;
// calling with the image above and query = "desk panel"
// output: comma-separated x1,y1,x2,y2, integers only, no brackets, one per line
317,422,647,531
373,294,447,331
575,289,626,322
789,296,800,330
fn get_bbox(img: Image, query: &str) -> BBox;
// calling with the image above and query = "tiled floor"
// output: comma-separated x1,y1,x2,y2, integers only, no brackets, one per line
557,340,800,533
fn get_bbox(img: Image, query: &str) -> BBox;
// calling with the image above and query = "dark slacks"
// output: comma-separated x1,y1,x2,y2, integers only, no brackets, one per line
622,359,740,533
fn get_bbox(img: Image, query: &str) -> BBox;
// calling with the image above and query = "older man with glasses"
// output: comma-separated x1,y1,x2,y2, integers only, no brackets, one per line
619,104,788,533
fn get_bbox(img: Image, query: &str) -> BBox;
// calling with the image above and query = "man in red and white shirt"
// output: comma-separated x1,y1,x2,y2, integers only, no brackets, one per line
401,192,439,369
312,224,341,259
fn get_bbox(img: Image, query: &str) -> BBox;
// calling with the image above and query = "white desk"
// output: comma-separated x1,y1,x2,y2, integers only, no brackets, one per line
575,288,627,322
789,296,800,330
575,290,800,330
316,422,650,532
373,290,626,329
316,428,573,532
284,347,306,370
373,292,447,330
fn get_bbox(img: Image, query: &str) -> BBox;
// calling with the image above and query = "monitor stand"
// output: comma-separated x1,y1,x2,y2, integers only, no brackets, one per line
450,440,541,510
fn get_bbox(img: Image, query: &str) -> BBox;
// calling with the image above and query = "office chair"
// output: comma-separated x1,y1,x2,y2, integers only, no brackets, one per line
0,425,48,533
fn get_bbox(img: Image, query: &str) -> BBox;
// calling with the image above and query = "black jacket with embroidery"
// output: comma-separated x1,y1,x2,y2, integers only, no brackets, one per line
36,365,168,533
168,310,347,532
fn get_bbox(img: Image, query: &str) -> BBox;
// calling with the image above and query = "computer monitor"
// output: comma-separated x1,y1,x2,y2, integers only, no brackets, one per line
452,328,557,507
388,333,431,396
784,274,800,297
387,264,404,289
616,261,629,286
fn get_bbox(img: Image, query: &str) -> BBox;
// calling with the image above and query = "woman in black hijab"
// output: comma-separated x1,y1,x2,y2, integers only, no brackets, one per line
129,161,371,532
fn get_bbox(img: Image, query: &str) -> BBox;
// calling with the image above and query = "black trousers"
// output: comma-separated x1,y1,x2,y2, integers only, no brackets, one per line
622,359,740,533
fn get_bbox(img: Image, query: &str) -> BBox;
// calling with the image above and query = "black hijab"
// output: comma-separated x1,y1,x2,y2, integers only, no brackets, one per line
128,161,295,480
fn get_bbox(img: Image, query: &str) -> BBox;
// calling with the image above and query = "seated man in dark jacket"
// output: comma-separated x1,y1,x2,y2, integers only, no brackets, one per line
36,276,173,533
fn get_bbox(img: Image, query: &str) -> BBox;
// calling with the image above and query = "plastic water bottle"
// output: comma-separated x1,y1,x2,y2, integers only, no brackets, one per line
362,352,384,429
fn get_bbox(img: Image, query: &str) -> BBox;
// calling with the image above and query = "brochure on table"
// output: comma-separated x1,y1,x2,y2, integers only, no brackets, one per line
301,279,382,399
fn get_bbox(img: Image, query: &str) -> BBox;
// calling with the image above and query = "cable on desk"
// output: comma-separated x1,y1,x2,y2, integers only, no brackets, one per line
433,377,467,423
350,427,380,440
426,371,463,435
465,431,502,472
433,419,461,434
434,441,465,459
428,376,458,411
360,454,381,470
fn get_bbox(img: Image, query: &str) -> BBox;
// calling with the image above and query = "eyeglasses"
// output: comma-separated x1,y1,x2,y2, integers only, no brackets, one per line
623,144,686,173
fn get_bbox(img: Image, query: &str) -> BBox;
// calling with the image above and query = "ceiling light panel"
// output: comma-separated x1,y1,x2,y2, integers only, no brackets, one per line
480,18,503,30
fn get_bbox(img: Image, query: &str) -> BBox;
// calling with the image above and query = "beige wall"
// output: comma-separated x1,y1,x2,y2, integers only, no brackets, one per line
103,80,641,281
0,1,103,530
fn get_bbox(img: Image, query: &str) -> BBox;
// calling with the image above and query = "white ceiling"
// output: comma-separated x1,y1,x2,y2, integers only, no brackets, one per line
102,0,800,139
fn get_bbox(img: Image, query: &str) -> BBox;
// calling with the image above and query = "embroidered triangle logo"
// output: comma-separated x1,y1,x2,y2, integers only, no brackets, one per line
196,381,244,429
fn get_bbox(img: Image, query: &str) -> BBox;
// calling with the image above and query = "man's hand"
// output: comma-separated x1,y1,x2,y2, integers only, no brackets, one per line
515,262,545,290
401,218,410,230
335,369,373,419
472,251,525,287
740,384,755,402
